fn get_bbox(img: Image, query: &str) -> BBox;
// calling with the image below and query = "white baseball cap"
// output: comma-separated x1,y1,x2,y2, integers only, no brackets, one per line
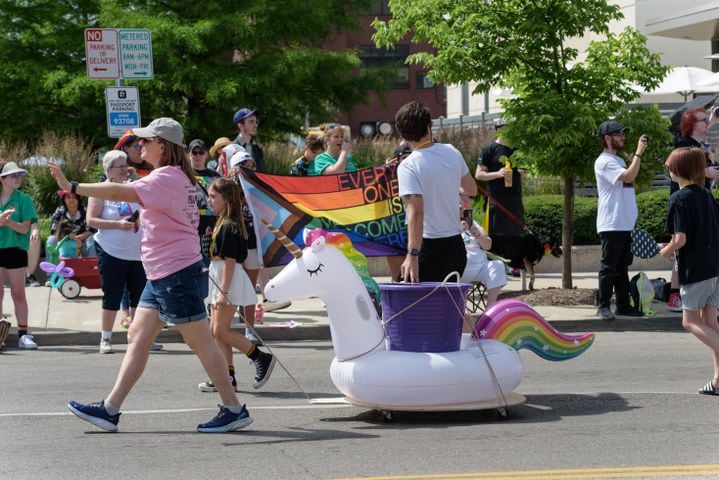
230,151,253,168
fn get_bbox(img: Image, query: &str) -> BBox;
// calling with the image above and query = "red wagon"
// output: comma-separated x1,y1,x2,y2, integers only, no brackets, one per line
58,257,101,299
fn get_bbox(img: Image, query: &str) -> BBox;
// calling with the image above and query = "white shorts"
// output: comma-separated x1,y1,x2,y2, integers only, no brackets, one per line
461,258,507,290
243,248,261,270
680,276,719,311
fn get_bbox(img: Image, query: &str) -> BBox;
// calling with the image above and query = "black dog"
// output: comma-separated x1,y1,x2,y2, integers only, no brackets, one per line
489,233,562,290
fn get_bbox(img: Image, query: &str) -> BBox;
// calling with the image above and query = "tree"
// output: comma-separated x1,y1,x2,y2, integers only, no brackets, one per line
0,0,379,147
373,0,669,288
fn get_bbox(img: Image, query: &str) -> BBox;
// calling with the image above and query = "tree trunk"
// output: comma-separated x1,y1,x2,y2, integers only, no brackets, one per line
562,174,574,289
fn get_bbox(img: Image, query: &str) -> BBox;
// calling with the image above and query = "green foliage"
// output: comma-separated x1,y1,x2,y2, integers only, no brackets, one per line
374,0,668,284
21,132,99,216
522,195,599,245
635,189,670,243
0,0,380,146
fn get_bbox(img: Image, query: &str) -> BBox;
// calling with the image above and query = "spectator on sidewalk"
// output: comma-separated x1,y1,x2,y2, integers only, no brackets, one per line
594,120,648,321
115,130,154,178
394,101,477,283
0,161,37,349
188,139,221,266
232,108,265,173
46,190,94,259
308,125,357,176
290,134,324,176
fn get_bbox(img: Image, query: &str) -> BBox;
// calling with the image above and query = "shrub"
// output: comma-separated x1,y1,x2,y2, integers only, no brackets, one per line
522,195,599,245
636,189,670,243
23,132,100,216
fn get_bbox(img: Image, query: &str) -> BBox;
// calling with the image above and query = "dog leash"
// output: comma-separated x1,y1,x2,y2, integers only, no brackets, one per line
476,184,528,232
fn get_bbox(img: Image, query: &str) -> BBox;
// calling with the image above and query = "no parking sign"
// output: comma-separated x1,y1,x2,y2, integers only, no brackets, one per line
105,87,141,138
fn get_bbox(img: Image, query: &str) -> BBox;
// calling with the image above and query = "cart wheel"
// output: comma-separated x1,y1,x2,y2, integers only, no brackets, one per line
378,409,393,423
59,279,81,299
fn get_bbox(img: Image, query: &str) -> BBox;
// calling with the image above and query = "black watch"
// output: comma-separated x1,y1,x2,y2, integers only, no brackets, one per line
70,181,79,195
408,248,420,257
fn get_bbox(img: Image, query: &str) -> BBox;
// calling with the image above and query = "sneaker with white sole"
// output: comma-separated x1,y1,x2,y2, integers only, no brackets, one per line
197,404,253,433
667,291,682,312
67,400,120,432
150,342,163,352
99,339,113,354
18,334,37,350
253,351,277,389
198,375,238,392
262,299,291,312
245,328,262,346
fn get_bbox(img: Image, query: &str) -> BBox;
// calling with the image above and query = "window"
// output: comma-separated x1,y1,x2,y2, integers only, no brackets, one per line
362,0,391,16
359,44,410,89
416,71,435,89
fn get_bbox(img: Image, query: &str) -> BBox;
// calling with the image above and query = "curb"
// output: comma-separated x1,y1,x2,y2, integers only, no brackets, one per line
3,315,683,348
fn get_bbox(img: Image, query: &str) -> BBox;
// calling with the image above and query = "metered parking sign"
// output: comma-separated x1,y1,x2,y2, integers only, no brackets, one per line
105,86,140,138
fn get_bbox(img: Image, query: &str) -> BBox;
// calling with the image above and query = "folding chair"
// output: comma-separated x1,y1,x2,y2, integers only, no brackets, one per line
465,281,487,314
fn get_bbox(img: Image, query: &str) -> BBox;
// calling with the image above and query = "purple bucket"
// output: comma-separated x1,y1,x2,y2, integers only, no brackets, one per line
380,282,472,353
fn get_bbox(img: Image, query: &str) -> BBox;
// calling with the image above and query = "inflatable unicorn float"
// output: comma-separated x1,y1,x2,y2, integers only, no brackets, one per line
263,223,595,414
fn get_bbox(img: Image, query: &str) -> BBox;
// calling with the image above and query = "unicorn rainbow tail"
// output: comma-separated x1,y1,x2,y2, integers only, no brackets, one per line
473,299,595,361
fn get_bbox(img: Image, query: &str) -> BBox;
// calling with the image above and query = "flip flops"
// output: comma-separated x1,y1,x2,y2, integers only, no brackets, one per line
699,381,719,395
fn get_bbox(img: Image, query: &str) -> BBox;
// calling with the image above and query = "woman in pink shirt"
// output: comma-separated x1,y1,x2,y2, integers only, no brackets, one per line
50,118,253,434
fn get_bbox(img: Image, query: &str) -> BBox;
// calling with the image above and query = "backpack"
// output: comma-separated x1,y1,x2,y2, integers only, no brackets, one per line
629,272,655,316
649,277,670,302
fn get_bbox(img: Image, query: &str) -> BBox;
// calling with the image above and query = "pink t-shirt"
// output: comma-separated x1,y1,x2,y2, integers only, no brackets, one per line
133,166,202,280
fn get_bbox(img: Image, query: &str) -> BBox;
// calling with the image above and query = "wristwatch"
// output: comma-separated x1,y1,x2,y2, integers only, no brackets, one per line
70,181,79,195
408,248,420,257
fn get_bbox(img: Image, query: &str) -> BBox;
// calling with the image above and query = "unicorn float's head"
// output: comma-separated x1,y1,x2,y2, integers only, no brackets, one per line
263,221,385,361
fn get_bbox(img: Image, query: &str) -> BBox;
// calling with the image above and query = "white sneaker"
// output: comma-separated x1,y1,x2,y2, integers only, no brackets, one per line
99,339,113,354
245,328,261,345
262,299,291,312
18,334,38,350
150,342,163,352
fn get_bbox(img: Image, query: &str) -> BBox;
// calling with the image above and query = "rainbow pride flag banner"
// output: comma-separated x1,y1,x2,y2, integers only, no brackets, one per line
238,166,407,267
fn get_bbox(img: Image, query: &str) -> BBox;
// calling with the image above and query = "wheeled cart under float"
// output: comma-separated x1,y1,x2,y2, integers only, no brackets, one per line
262,224,595,420
56,257,101,299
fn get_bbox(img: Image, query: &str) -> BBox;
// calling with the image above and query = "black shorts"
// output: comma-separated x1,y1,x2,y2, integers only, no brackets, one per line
419,235,467,282
0,247,28,269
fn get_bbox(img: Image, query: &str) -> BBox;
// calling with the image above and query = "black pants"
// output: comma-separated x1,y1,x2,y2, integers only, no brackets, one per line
419,235,467,282
598,231,633,310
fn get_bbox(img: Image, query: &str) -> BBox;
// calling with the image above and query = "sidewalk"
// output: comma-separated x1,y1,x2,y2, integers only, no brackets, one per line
3,269,682,347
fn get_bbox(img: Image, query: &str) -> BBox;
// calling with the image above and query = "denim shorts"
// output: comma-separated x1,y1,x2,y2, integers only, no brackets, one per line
138,261,209,324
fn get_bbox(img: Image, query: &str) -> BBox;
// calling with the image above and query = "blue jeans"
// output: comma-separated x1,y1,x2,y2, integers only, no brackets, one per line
138,261,209,324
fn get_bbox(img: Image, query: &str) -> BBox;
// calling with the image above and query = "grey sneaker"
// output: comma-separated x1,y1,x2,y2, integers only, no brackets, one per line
597,307,615,321
18,334,38,349
198,375,238,393
150,342,163,352
99,339,113,354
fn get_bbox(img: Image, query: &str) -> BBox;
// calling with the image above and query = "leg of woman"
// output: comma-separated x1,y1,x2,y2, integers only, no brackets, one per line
209,307,234,362
485,286,502,305
0,268,6,318
213,303,254,354
27,238,40,283
105,307,165,408
178,318,240,406
700,304,719,387
6,267,28,328
243,267,259,330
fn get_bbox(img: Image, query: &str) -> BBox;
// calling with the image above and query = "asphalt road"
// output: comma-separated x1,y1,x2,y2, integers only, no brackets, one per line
2,329,719,480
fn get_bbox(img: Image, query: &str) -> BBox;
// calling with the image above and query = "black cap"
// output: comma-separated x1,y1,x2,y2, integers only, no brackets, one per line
188,139,207,152
393,144,412,158
597,120,627,136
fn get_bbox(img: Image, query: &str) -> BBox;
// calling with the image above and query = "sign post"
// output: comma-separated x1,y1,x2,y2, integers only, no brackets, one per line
85,28,153,137
105,87,140,138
